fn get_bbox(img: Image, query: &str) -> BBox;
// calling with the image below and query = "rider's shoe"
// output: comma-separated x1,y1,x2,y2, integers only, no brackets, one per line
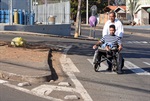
106,67,112,72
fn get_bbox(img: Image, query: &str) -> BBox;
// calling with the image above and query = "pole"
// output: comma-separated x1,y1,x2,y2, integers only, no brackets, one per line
45,0,47,24
9,0,13,25
31,0,33,12
86,0,88,24
0,0,1,10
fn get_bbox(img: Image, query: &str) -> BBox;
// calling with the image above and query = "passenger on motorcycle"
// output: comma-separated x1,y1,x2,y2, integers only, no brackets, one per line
93,24,123,73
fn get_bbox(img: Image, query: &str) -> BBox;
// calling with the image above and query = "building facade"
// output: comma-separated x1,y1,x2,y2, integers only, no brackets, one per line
126,0,150,25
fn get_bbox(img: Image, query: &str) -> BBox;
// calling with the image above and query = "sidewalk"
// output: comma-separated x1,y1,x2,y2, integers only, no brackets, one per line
79,24,150,38
81,24,150,30
0,41,62,84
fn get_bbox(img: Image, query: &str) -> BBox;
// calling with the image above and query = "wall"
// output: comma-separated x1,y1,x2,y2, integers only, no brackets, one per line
126,0,150,25
99,13,108,24
0,24,71,36
34,1,70,24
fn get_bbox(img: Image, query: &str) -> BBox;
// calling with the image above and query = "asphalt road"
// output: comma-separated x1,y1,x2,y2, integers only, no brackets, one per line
0,27,150,101
0,84,52,101
67,34,150,101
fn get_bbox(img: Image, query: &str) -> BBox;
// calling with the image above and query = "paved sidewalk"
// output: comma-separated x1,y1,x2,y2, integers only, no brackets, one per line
81,24,150,30
0,41,62,84
79,24,150,38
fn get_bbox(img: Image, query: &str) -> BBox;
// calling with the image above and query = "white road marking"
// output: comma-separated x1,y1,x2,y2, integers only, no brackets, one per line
31,85,76,95
143,62,150,66
124,61,150,75
141,41,148,44
126,41,149,44
60,45,93,101
60,57,80,73
88,59,150,75
4,83,63,101
66,72,93,101
60,45,79,73
0,79,8,84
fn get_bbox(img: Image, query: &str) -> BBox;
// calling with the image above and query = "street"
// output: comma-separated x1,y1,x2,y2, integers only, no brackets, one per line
0,26,150,101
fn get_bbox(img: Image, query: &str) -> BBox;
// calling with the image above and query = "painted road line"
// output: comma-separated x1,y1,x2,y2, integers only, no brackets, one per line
143,62,150,66
60,45,80,73
0,79,8,84
66,72,93,101
31,85,76,95
4,83,63,101
141,41,148,44
124,61,150,75
126,41,149,44
60,57,80,73
60,45,93,101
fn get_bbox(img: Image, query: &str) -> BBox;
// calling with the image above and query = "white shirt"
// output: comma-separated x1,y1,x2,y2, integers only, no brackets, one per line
102,19,124,38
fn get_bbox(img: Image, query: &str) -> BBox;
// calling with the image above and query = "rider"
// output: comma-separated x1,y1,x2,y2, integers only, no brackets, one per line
102,11,124,73
102,11,124,39
93,25,123,73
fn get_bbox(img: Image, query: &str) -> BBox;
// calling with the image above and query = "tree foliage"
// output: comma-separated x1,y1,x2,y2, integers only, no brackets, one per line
70,0,107,22
128,0,140,25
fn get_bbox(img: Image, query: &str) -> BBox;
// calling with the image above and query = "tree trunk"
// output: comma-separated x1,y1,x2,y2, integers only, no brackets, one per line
74,0,81,38
129,0,134,26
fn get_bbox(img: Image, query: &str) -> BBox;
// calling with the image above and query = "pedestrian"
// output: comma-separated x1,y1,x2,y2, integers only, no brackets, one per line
93,24,123,74
100,11,124,73
102,11,124,39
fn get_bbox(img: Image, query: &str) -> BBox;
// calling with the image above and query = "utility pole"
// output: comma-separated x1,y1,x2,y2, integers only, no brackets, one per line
74,0,82,38
45,0,47,24
86,0,88,24
108,0,110,6
0,0,1,10
9,0,13,25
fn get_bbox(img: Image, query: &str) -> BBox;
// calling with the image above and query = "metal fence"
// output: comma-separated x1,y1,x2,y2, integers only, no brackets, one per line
0,0,31,12
0,0,70,25
33,0,70,24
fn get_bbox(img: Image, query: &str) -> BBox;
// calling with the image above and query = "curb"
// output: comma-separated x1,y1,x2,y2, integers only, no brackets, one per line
80,26,150,38
0,70,51,84
0,31,98,41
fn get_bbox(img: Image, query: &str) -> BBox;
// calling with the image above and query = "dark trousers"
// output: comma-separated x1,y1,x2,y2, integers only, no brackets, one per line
107,52,124,71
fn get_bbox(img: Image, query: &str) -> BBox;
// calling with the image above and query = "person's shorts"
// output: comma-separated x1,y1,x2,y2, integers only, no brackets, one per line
101,43,113,49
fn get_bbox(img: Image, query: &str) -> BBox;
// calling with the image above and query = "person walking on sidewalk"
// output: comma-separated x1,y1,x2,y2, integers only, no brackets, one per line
102,11,124,39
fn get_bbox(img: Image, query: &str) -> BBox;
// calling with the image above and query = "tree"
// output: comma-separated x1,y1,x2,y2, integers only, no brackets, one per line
70,0,107,23
74,0,82,38
128,0,140,25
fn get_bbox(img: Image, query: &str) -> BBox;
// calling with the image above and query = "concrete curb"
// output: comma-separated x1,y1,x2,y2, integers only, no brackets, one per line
80,26,150,38
0,69,51,84
0,31,98,41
